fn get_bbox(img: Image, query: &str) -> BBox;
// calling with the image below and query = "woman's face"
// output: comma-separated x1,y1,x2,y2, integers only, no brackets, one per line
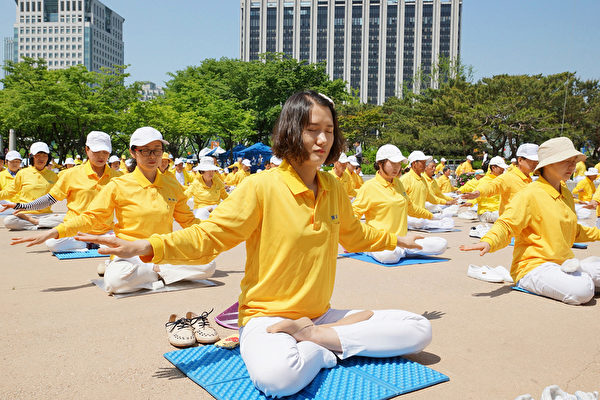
7,159,21,173
301,102,334,168
202,170,215,181
86,147,110,169
380,160,402,180
425,162,436,177
32,152,48,170
544,156,579,183
132,140,163,173
110,161,120,170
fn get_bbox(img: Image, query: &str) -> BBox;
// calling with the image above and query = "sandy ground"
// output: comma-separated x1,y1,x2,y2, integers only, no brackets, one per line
1,200,599,399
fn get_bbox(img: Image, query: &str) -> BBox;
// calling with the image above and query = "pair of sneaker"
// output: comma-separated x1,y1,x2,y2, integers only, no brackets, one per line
467,264,513,283
165,309,220,348
469,224,490,238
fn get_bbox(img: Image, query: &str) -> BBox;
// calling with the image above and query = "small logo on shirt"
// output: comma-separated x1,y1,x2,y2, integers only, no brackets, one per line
330,214,338,221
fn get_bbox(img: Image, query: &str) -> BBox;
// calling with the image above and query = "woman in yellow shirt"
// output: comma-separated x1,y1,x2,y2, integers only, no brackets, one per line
3,132,118,252
74,91,431,398
352,144,447,264
461,137,600,305
185,157,228,220
12,127,215,295
0,142,62,230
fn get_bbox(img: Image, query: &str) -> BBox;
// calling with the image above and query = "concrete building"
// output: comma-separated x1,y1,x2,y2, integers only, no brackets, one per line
5,0,124,72
140,82,165,101
240,0,462,104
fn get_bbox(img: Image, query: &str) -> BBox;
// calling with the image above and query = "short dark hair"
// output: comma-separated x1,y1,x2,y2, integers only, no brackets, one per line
29,152,51,167
272,90,345,165
443,166,451,173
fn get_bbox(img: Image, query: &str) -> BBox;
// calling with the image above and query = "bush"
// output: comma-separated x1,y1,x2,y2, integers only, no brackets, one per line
456,172,475,187
361,163,375,175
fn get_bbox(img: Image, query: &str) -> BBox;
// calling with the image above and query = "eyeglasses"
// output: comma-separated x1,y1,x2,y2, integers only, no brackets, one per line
135,148,163,157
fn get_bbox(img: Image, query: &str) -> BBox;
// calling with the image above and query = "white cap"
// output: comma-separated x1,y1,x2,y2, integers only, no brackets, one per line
474,169,485,175
270,156,282,166
376,144,405,163
511,158,517,163
466,155,474,161
441,157,446,162
76,155,81,159
347,155,360,166
30,142,50,155
86,131,112,153
407,151,432,165
337,153,348,163
5,150,22,161
516,143,539,161
129,127,169,148
585,168,598,176
256,169,263,173
489,156,509,169
174,158,184,166
197,156,220,172
224,168,230,174
64,158,75,165
242,159,252,167
186,159,194,164
168,154,174,159
125,159,133,167
433,158,439,164
108,155,120,163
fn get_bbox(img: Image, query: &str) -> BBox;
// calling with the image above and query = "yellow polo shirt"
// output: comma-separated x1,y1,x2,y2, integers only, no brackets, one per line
174,170,194,187
229,169,249,187
572,176,595,203
328,169,356,197
435,163,445,175
594,162,600,172
459,177,480,194
482,177,600,283
0,166,57,214
423,173,452,202
592,185,600,216
573,161,586,178
50,162,120,234
456,161,473,176
349,170,363,190
436,174,456,193
145,160,396,326
184,175,228,208
399,168,444,208
476,167,532,215
55,167,198,241
0,169,20,202
353,172,432,236
470,172,500,215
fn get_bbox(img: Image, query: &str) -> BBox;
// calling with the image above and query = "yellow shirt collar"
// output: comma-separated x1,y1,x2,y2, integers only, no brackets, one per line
278,159,331,195
512,166,532,183
83,161,109,179
536,176,569,200
375,171,394,188
132,166,163,188
409,168,422,181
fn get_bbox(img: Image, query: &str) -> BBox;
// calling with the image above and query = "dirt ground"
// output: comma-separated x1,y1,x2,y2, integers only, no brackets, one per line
1,201,598,399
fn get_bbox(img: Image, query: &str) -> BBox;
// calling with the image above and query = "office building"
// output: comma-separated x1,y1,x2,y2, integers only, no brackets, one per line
140,82,165,101
240,0,462,104
5,0,124,72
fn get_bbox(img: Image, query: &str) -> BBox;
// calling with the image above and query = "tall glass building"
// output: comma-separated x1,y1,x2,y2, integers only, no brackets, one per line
5,0,124,72
240,0,462,104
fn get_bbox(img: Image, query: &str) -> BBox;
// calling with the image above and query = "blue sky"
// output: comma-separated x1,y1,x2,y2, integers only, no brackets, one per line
1,1,598,86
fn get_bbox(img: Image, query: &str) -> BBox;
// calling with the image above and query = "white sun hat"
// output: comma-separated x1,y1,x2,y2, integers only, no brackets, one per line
5,150,22,161
534,137,585,172
584,167,598,176
489,156,509,169
516,143,539,161
174,158,184,166
407,151,432,165
376,144,406,163
86,131,112,153
30,142,50,155
338,153,349,163
129,127,169,148
64,157,75,165
108,155,120,164
347,155,360,166
197,156,220,172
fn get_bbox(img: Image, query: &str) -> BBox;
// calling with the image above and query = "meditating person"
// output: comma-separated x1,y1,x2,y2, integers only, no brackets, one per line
108,155,124,177
73,91,431,398
346,155,363,190
0,142,63,230
423,159,456,205
2,131,119,252
462,144,538,217
185,156,228,220
11,127,215,294
455,155,474,176
461,137,600,305
0,151,23,215
462,156,507,223
328,153,357,198
435,157,446,175
173,158,193,187
352,144,447,264
436,166,456,194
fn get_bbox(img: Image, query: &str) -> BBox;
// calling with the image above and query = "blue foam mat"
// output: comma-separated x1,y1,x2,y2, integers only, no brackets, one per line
53,249,108,259
512,286,540,296
338,252,449,267
409,228,460,233
509,238,587,249
164,345,449,400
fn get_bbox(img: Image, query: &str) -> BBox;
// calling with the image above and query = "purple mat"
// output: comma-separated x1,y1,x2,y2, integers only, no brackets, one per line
215,301,239,330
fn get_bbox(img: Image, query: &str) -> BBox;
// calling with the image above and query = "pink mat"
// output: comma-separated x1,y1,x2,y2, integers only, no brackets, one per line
215,301,239,330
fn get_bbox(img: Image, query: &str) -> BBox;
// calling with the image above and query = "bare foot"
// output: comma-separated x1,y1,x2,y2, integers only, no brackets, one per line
152,265,161,273
16,213,39,225
266,317,314,338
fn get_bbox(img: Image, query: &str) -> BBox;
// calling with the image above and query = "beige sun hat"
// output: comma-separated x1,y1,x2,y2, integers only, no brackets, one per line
534,137,586,172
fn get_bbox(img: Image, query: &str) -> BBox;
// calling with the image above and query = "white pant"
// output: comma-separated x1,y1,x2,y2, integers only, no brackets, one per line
575,204,593,220
45,231,115,253
596,218,600,229
478,211,499,223
103,256,216,294
367,237,448,264
407,216,454,230
517,257,600,305
3,213,64,231
239,308,432,398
